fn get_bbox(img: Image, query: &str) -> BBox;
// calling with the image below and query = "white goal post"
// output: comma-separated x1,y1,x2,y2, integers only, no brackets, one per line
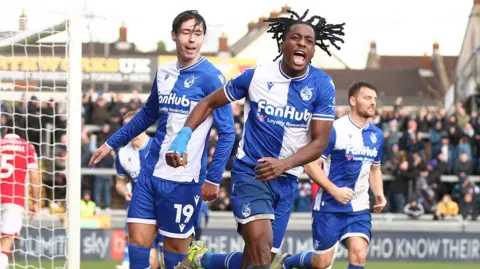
67,11,82,269
0,10,82,269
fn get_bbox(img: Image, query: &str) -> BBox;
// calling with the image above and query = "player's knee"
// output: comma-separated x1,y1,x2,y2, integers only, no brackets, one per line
348,243,367,265
163,236,191,254
311,253,334,269
128,224,157,248
129,237,151,248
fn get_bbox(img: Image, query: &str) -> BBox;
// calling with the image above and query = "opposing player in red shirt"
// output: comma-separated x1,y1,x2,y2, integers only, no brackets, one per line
0,132,40,269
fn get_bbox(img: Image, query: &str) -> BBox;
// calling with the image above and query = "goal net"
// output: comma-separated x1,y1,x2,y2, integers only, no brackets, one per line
0,8,81,269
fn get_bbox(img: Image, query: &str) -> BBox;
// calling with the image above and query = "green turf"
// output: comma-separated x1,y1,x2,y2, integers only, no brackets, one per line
10,260,480,269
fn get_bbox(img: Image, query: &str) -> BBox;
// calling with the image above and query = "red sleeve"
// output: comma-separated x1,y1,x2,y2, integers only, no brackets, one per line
27,143,38,169
311,181,320,204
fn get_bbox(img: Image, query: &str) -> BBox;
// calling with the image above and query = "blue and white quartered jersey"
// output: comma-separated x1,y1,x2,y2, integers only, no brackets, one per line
115,136,153,190
314,115,384,213
107,57,235,185
224,60,336,177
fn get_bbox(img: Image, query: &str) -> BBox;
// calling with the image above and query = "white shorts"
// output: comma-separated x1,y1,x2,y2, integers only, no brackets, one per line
0,203,24,236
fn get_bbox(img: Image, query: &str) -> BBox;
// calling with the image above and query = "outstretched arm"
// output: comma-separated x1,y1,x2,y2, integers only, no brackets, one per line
89,75,160,166
183,67,254,132
105,78,160,149
185,88,230,131
166,68,254,168
165,87,231,169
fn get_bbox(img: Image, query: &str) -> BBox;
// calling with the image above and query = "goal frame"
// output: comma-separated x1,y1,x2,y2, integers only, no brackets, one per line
0,12,82,269
67,12,82,269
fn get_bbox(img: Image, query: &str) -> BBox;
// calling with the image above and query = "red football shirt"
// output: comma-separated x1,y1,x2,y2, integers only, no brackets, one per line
0,134,38,207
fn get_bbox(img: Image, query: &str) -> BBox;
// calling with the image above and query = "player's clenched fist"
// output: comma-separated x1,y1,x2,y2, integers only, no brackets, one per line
89,143,112,167
201,181,219,201
331,186,354,205
254,157,290,182
166,127,192,168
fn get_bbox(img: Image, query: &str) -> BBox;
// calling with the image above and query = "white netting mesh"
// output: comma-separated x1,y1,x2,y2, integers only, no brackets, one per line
0,15,70,269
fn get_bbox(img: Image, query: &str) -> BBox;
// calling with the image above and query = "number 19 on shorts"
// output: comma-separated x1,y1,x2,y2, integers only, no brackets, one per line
174,204,194,224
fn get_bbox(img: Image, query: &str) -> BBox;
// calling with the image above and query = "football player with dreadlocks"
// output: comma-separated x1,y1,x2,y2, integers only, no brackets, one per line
168,9,345,269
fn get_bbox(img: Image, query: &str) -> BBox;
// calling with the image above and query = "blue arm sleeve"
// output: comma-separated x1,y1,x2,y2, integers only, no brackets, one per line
312,77,336,121
223,68,255,102
115,151,127,177
106,75,159,149
205,73,236,185
373,131,385,165
320,126,337,160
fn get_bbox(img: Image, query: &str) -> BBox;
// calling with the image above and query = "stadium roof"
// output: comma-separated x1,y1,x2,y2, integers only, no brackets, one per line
325,68,445,107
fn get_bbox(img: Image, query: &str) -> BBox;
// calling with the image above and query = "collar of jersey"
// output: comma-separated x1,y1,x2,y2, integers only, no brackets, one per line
176,56,205,71
278,60,310,81
348,114,369,130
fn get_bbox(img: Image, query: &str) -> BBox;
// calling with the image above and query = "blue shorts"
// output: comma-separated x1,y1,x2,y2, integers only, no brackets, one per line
125,203,164,250
127,172,203,239
312,210,371,254
230,159,298,252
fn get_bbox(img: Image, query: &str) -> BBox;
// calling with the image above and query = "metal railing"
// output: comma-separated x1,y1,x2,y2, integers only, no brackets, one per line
80,168,480,183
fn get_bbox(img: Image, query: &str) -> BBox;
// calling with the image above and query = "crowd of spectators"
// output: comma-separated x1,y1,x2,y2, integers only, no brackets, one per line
1,90,478,220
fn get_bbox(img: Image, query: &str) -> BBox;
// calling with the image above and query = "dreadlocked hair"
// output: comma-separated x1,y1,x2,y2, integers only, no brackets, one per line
264,9,345,61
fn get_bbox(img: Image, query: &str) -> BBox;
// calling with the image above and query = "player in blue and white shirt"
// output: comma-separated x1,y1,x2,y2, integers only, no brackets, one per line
89,10,235,269
167,9,345,269
277,82,386,269
114,111,164,269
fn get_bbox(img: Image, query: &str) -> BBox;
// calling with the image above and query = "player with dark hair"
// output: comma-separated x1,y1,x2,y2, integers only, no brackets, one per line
167,9,345,269
89,10,235,269
265,9,345,61
276,81,386,269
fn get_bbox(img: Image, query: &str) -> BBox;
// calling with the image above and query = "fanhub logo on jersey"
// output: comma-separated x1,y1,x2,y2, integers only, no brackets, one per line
158,93,190,115
345,144,378,161
257,100,311,127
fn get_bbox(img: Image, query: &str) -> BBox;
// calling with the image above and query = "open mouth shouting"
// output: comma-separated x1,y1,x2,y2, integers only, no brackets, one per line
292,50,307,66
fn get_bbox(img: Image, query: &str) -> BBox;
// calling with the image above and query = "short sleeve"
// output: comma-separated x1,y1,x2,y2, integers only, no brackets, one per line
27,143,38,169
115,151,127,177
320,126,337,160
312,78,336,121
373,131,384,165
223,68,255,102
